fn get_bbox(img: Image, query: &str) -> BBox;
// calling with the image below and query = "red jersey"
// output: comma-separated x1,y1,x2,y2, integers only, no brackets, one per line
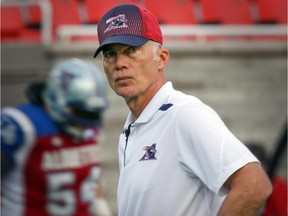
1,104,102,216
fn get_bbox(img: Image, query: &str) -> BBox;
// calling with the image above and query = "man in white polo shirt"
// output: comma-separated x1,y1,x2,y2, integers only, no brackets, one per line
93,4,272,216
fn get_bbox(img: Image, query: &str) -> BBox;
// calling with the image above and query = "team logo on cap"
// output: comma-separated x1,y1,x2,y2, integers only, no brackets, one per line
139,143,157,161
104,14,128,33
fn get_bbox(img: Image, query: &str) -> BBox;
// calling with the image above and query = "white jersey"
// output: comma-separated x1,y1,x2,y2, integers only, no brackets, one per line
117,82,258,216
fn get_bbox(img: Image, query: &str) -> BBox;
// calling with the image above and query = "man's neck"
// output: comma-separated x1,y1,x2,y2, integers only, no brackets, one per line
125,94,152,120
126,74,167,120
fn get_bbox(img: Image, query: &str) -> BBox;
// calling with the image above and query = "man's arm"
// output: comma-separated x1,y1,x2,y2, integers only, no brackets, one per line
218,162,272,216
91,180,113,216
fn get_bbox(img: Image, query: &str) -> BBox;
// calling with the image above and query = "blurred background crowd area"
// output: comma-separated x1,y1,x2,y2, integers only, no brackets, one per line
1,0,287,44
1,0,287,215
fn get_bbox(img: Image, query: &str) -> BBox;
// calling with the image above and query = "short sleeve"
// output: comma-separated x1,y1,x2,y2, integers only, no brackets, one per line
173,103,258,195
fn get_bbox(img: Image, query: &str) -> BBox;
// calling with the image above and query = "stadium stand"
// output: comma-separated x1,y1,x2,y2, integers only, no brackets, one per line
26,4,42,28
1,6,23,41
20,4,42,42
143,0,197,24
1,1,51,43
0,0,287,44
84,0,136,24
0,5,41,42
199,0,253,24
255,0,287,24
49,0,81,39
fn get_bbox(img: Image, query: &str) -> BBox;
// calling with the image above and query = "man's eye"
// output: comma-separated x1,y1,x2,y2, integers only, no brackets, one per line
103,51,115,58
126,46,138,53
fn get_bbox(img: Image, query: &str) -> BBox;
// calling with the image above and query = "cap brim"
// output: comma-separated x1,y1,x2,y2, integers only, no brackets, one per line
93,35,149,58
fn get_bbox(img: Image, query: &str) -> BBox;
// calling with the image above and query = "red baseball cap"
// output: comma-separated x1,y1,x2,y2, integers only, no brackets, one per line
93,4,163,58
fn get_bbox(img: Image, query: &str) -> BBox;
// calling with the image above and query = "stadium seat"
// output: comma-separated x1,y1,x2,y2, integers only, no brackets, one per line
1,5,41,43
84,0,135,24
50,0,81,38
255,0,287,24
143,0,197,24
20,4,42,42
27,5,42,28
1,6,23,41
200,0,253,24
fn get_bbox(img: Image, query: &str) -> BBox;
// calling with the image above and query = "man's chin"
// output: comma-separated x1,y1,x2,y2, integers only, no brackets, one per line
115,86,135,98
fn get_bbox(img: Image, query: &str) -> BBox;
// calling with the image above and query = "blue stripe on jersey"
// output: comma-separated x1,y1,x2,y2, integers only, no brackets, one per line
17,103,58,137
1,104,58,163
159,103,173,111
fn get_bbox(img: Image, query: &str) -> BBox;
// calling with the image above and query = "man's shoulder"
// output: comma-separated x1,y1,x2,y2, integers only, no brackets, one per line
2,103,57,137
17,103,45,115
169,90,204,108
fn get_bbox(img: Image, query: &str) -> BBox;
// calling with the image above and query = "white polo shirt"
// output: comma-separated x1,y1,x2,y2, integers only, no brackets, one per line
117,82,258,216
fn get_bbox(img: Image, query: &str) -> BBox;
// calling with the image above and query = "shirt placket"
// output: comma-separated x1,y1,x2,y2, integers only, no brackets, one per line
123,123,134,167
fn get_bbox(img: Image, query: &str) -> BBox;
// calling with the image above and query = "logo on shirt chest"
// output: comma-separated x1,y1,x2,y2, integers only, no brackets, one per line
139,143,157,161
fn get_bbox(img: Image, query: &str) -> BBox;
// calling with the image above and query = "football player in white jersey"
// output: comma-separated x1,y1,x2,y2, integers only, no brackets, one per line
93,4,273,216
1,58,112,216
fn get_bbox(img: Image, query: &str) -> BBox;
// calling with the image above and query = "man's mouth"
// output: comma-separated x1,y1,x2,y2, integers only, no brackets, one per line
115,76,131,83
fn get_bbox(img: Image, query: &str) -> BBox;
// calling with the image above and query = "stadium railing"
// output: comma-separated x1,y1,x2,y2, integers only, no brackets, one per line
1,0,287,45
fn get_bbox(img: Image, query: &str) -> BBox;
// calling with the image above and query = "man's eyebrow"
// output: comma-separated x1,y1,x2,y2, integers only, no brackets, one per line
103,45,134,53
102,46,111,52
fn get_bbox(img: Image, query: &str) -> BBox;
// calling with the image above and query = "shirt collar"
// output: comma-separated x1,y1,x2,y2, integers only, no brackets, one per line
124,81,174,128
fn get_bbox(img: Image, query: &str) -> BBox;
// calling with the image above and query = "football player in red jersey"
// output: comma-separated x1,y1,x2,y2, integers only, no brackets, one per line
1,58,112,216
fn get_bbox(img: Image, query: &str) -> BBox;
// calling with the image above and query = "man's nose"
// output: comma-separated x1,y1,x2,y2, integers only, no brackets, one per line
115,53,128,70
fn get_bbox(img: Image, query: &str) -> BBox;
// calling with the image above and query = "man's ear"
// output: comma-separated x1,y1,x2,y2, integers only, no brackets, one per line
158,48,170,71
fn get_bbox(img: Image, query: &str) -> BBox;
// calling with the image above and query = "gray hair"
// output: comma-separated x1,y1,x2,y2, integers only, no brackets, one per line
151,41,162,61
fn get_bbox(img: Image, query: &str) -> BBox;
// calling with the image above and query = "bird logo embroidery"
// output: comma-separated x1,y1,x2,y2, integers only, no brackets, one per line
105,14,128,33
140,143,157,161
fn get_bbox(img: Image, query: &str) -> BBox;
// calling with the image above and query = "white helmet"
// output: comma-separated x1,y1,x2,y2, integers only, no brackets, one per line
42,58,108,138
